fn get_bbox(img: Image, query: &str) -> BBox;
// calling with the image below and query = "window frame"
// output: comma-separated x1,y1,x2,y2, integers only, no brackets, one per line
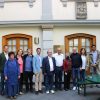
2,33,32,52
65,33,96,53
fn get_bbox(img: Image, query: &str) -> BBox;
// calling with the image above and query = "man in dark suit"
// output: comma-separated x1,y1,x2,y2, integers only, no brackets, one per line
0,45,9,95
42,49,56,94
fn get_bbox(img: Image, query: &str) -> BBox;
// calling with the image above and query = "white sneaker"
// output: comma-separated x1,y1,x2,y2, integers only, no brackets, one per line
19,92,24,95
73,87,76,91
79,88,82,91
50,90,55,94
46,91,50,94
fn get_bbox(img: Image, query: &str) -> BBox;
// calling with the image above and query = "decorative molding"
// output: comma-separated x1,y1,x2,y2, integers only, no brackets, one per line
42,24,54,29
0,0,4,8
60,0,68,7
76,2,87,19
62,0,100,2
5,0,28,2
1,20,100,27
94,0,99,7
29,0,36,8
60,0,100,7
0,0,36,8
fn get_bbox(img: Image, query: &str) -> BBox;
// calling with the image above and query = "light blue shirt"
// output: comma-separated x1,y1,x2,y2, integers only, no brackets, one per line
33,55,43,74
92,51,97,64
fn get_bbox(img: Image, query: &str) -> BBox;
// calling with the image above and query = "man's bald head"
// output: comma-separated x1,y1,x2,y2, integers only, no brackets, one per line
47,49,52,57
57,47,62,54
73,47,77,54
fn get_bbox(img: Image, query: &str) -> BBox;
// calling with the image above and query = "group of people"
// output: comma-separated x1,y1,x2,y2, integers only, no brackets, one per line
0,44,100,99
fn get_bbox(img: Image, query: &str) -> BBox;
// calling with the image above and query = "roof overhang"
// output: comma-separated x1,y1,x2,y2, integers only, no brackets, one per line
0,20,100,27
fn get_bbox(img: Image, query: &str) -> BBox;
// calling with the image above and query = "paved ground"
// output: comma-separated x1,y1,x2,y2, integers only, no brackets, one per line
0,87,100,100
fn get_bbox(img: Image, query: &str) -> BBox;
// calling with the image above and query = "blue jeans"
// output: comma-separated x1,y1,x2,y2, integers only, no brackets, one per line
72,68,80,87
80,69,85,82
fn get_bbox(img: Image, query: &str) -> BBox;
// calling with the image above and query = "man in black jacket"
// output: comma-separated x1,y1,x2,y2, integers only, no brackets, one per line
42,49,56,94
0,45,9,95
70,48,82,91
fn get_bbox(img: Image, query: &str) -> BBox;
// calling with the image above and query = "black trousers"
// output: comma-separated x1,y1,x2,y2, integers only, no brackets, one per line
19,73,23,92
45,72,54,91
64,71,71,89
0,73,5,94
24,71,33,92
55,67,63,89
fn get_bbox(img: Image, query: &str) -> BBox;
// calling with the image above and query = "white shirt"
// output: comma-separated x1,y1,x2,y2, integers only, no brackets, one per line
4,52,8,60
48,56,54,71
53,53,64,67
81,55,87,69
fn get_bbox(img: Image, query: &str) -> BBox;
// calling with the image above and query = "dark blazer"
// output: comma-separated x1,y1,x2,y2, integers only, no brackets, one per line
23,54,34,72
70,53,82,68
42,56,56,74
0,52,7,73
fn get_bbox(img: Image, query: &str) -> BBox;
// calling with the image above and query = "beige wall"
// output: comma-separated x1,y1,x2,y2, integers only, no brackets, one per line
53,26,100,51
0,25,100,55
0,26,43,55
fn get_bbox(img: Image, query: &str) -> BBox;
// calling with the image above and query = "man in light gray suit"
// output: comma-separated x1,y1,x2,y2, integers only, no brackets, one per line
89,45,100,75
89,45,100,88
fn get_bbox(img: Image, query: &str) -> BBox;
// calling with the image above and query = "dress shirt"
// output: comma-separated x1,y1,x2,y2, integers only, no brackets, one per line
48,56,54,71
53,53,64,67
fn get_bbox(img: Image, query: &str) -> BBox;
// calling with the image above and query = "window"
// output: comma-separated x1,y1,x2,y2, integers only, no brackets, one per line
65,33,96,53
2,34,32,54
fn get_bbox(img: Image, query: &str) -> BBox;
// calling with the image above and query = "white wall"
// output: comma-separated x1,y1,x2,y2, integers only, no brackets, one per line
52,1,100,20
0,0,42,21
0,26,43,55
52,1,75,20
0,1,100,20
87,2,100,20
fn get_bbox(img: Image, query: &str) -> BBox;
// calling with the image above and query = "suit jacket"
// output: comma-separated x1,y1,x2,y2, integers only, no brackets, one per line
33,55,43,74
0,52,7,73
89,50,100,66
42,56,56,74
89,50,100,74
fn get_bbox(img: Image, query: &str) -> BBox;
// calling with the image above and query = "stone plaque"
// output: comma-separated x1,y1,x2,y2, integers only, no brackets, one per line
76,2,87,19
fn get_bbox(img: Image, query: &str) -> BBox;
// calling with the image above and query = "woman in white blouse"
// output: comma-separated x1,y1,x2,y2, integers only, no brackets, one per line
80,48,88,82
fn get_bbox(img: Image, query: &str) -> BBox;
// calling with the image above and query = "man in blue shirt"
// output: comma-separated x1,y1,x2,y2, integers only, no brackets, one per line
23,49,33,93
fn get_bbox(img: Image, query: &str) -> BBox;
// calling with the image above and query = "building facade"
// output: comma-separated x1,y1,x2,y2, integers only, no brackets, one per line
0,0,100,56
